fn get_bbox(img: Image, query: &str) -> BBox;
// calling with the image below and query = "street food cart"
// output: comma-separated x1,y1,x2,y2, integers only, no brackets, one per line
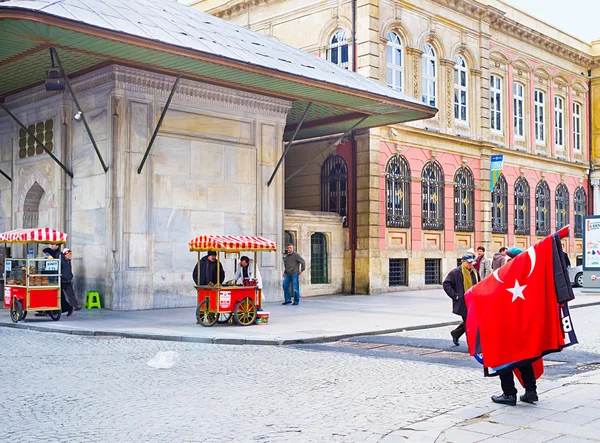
1,228,66,323
189,235,276,326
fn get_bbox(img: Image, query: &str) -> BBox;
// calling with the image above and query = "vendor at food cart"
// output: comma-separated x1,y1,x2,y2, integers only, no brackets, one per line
192,250,225,286
42,245,80,315
233,256,262,287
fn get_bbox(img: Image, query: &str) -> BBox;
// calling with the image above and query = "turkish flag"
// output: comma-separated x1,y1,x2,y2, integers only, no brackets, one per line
465,227,577,375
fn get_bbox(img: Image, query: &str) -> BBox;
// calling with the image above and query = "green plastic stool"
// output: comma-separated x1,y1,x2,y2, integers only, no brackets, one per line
85,291,102,310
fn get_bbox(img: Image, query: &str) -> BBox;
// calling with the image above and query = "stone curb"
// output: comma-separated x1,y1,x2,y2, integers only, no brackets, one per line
1,300,599,346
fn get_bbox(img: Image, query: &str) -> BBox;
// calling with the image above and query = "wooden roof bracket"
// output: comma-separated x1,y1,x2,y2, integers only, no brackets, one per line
137,73,182,174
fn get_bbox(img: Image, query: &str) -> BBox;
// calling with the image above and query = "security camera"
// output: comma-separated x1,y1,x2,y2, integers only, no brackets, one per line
74,111,82,121
389,128,399,137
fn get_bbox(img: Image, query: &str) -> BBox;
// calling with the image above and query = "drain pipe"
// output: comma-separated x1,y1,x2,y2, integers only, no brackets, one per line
351,0,357,294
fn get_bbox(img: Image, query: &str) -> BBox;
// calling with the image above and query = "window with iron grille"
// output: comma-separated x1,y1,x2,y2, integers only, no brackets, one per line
535,180,551,236
389,258,408,287
453,166,474,232
421,161,444,231
386,155,411,228
555,183,569,230
18,119,54,159
514,177,530,235
424,258,442,285
321,155,348,226
574,187,586,238
491,174,508,234
327,30,349,69
310,233,328,284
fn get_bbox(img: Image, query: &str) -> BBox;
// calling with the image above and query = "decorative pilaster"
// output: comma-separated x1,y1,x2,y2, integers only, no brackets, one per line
440,58,456,129
406,47,423,101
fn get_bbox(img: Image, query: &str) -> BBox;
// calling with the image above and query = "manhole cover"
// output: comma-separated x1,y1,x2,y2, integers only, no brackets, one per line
577,362,600,372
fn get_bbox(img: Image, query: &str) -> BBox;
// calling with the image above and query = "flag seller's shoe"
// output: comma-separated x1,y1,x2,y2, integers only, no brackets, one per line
491,394,517,406
450,331,460,346
520,391,538,404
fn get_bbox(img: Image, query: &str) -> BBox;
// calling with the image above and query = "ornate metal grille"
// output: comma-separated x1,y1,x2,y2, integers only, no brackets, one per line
453,166,474,232
514,177,531,235
574,187,586,238
310,233,328,284
555,183,570,230
535,180,551,236
491,174,508,234
321,155,348,226
389,258,408,287
386,155,411,228
424,258,442,285
421,161,444,231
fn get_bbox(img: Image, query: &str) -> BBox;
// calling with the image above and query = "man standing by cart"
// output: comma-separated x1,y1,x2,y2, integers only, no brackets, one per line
193,250,225,286
42,245,80,316
282,244,305,306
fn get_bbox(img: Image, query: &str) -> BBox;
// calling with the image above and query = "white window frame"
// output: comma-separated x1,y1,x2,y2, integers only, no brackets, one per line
513,82,525,138
386,32,403,92
555,96,564,148
453,55,468,123
327,30,349,69
421,44,437,107
573,102,582,152
490,75,502,133
534,90,545,143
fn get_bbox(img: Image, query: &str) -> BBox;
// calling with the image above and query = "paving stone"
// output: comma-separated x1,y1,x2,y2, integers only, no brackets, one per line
460,420,517,436
501,428,564,442
440,427,490,442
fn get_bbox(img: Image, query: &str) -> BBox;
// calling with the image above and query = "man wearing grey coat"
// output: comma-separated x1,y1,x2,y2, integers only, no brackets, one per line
282,244,306,305
474,246,492,281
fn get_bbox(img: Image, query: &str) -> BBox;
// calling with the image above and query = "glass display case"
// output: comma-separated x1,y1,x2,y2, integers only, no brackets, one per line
4,258,60,287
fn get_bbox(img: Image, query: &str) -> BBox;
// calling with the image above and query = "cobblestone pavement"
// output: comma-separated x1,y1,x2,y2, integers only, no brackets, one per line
0,327,499,443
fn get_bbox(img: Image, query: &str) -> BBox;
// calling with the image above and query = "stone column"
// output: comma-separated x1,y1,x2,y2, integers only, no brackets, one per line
356,0,380,80
406,47,423,101
440,58,456,130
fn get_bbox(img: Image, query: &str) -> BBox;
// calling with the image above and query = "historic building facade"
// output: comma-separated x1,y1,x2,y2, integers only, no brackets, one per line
194,0,598,293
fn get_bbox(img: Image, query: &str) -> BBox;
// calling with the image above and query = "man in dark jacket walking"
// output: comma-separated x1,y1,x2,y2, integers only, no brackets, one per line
443,254,479,346
42,245,80,316
193,251,225,286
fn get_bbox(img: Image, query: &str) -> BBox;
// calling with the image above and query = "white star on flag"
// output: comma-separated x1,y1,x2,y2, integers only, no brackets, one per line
507,280,527,302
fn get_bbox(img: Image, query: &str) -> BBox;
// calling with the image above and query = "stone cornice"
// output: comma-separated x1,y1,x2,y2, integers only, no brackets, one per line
431,0,594,68
4,65,292,119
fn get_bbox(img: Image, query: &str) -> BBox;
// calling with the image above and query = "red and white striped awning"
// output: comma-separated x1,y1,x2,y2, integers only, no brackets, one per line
189,235,277,252
0,228,68,245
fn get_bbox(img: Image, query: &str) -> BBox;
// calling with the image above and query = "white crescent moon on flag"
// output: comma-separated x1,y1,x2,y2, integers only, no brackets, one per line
527,246,536,278
493,268,503,283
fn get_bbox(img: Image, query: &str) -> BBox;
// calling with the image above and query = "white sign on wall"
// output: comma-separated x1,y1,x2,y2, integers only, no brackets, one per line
583,216,600,269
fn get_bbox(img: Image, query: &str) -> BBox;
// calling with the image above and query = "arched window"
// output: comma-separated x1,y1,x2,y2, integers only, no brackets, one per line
574,187,587,238
421,161,444,230
453,166,474,232
453,55,468,123
421,44,437,107
514,177,530,235
284,231,296,250
327,30,349,69
513,83,525,137
386,155,411,228
386,32,404,92
321,155,348,225
555,96,564,148
491,174,508,234
555,183,570,230
310,233,328,284
535,180,551,236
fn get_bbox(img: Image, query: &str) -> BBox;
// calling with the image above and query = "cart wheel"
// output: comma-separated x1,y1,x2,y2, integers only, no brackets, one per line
196,300,217,327
233,297,257,326
48,310,61,321
22,311,27,320
217,313,232,324
10,298,23,323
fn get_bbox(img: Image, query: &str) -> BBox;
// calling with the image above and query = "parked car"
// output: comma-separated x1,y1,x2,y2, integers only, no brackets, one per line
569,265,583,288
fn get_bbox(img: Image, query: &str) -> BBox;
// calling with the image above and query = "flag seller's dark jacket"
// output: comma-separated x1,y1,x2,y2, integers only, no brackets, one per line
443,266,477,317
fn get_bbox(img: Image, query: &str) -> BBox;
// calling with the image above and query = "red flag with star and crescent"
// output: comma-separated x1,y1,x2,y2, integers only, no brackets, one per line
464,226,577,381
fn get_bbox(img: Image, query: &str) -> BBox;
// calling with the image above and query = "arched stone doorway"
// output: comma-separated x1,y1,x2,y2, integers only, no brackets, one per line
23,182,45,256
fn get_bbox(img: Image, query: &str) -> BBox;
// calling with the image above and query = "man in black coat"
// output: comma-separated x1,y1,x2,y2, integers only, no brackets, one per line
192,251,225,286
443,254,479,346
42,245,80,316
